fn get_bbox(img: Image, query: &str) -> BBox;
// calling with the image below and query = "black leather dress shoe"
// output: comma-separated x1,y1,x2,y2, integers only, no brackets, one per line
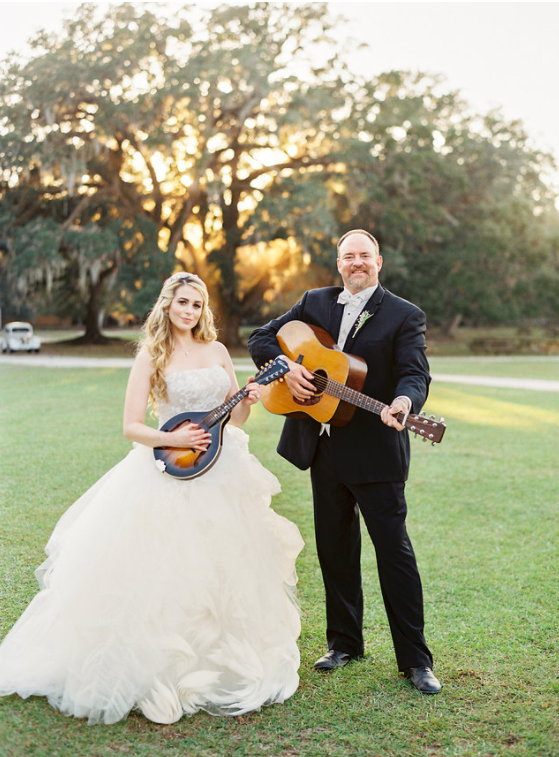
313,649,355,671
404,666,442,694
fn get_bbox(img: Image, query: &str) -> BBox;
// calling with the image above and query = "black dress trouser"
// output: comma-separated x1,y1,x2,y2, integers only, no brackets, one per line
309,432,433,671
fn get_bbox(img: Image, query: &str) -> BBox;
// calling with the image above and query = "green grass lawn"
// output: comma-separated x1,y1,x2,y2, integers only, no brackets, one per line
429,356,559,381
0,362,558,757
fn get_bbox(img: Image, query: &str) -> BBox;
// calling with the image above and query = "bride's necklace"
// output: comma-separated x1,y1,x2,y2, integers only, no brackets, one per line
177,341,200,358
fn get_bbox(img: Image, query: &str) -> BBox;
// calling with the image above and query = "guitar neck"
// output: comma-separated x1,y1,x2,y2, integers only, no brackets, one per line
324,378,405,424
321,375,445,443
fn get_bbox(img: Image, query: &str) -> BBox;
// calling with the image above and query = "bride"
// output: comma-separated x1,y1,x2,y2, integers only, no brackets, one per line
0,273,303,725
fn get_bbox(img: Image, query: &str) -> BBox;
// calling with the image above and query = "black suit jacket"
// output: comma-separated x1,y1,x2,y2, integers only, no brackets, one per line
247,285,431,483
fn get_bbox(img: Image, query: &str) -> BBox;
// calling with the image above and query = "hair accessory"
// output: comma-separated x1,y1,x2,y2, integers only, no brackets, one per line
167,272,203,284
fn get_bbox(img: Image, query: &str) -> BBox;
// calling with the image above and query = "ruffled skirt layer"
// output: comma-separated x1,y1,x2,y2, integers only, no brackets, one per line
0,426,303,724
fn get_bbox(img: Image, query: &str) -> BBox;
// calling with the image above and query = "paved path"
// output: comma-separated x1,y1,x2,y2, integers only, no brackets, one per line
2,354,558,392
428,372,559,393
0,355,136,369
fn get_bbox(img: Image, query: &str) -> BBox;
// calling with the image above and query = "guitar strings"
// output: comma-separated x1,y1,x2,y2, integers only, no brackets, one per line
304,370,443,435
305,370,405,421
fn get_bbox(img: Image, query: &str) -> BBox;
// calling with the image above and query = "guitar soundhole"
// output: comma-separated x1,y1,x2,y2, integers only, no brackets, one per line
293,368,326,407
312,369,327,396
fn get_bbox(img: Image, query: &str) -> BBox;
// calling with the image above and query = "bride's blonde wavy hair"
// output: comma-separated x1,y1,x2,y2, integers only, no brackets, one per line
139,273,217,410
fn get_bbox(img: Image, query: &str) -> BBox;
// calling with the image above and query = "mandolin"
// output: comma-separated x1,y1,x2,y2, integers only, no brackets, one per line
258,321,446,445
154,357,289,479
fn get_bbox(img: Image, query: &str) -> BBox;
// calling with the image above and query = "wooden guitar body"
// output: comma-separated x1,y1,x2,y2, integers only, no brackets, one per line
259,321,368,426
258,321,447,444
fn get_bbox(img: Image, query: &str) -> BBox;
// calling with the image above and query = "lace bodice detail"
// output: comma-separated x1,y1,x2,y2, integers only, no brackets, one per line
157,366,231,427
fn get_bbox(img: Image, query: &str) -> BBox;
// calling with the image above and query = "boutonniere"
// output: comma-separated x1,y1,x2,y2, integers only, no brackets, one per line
352,310,374,338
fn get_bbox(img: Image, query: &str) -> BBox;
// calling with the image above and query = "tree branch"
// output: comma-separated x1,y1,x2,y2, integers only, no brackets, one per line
123,129,164,223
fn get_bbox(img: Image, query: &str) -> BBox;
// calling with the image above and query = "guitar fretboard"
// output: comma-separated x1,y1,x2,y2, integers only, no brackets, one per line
315,374,406,424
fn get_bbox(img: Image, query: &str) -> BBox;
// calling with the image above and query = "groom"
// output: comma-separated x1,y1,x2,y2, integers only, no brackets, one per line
248,229,441,694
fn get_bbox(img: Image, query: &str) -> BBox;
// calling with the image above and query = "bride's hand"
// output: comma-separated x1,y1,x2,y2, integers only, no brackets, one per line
243,379,261,406
166,422,212,451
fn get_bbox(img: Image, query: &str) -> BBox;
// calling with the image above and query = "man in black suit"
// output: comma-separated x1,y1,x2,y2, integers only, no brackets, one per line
247,229,441,694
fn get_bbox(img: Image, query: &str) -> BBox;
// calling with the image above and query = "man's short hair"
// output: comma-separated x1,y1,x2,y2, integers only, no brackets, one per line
337,229,380,256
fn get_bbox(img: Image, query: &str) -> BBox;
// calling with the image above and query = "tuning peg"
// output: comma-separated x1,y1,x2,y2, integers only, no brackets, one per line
439,417,445,423
420,411,426,417
422,437,427,442
429,415,436,420
431,442,436,446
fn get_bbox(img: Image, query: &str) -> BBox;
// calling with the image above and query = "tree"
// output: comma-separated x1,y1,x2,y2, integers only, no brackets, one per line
323,70,559,331
0,2,358,343
1,4,557,343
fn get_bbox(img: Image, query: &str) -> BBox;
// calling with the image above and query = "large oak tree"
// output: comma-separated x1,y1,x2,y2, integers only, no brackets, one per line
0,2,357,342
1,3,557,342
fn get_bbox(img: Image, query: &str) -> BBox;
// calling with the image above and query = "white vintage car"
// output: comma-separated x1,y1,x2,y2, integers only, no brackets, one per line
1,322,41,353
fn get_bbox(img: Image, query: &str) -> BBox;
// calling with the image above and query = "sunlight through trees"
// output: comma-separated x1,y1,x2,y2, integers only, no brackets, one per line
1,2,558,344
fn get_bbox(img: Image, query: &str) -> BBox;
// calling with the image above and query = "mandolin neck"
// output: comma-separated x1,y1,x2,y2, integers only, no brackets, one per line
201,387,248,429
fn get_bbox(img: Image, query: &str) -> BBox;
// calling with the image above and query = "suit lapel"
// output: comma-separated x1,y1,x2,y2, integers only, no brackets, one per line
329,288,344,341
343,286,385,352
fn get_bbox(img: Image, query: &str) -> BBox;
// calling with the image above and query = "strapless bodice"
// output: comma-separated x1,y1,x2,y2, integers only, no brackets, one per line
157,366,231,426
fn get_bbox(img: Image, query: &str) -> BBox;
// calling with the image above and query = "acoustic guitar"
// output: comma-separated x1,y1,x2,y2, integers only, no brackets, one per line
154,357,289,479
258,321,446,445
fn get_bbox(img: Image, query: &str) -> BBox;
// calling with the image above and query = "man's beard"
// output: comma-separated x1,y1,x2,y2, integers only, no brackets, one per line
347,270,371,290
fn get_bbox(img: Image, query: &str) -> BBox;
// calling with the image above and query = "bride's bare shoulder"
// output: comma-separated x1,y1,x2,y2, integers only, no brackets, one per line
201,340,229,359
130,347,155,377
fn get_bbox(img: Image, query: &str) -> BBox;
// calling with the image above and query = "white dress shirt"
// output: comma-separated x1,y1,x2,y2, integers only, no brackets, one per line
320,286,377,436
320,284,410,435
336,285,378,348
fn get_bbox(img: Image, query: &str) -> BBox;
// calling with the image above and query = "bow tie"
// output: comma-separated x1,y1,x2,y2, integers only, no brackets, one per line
337,290,365,310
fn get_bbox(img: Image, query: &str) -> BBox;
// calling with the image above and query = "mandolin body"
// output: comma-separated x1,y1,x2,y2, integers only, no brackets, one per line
154,411,228,480
153,357,290,479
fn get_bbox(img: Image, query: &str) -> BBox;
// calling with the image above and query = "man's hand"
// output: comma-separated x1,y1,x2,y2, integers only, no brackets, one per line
283,357,316,401
380,397,410,431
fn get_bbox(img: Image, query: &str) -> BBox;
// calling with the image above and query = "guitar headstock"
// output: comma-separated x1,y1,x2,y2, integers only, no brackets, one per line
255,357,290,386
406,412,446,445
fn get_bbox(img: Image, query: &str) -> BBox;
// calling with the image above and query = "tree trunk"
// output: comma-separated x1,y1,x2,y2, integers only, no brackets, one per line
443,313,463,338
217,306,243,349
78,270,114,344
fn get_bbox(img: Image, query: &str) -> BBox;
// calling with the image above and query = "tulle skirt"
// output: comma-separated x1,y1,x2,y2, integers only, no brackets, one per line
0,426,303,725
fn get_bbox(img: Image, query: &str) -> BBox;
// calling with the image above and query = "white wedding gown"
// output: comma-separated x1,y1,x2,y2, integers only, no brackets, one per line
0,366,303,725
